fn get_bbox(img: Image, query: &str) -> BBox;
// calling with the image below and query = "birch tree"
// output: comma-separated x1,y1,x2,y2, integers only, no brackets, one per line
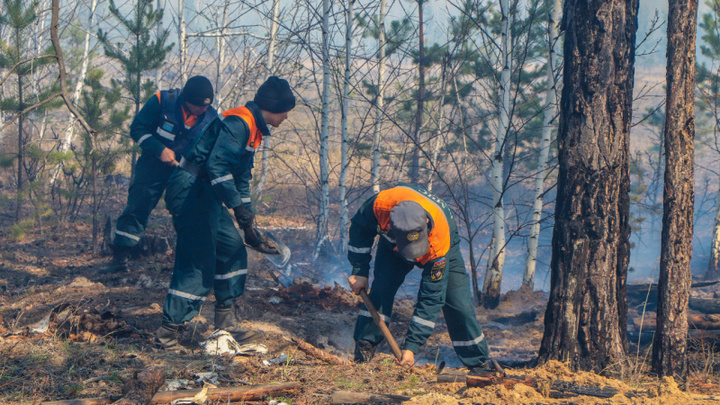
338,0,355,252
255,0,280,198
523,0,561,290
315,0,331,254
372,0,387,194
483,0,512,309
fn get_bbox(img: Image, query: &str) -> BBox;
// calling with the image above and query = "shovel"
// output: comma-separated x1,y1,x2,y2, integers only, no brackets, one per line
244,228,293,287
359,289,403,362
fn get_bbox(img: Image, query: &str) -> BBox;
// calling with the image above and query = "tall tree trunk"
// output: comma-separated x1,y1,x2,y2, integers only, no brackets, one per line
155,0,164,89
539,0,638,373
427,55,448,193
255,0,280,198
652,0,697,379
371,0,387,194
483,0,512,309
178,0,187,84
16,73,24,223
315,0,331,256
339,0,355,253
409,0,425,184
523,0,561,290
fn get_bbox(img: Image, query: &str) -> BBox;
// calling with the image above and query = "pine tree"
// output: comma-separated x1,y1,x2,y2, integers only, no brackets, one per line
0,0,56,223
97,0,173,179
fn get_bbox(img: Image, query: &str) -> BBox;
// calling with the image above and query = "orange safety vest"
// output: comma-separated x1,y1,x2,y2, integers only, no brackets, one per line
156,92,198,128
221,106,263,151
373,186,451,265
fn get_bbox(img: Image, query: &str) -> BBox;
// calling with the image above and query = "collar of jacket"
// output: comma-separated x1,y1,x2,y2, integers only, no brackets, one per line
245,101,271,136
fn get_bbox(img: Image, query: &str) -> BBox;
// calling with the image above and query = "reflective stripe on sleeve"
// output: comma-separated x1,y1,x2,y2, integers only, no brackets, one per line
210,174,234,185
348,246,372,254
215,269,248,280
115,230,141,242
241,197,252,203
359,310,390,323
245,145,255,152
157,127,176,141
168,289,207,301
452,333,486,347
412,316,435,328
137,134,152,146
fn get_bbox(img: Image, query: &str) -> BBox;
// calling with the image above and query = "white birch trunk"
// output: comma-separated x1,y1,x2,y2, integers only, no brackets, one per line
178,0,187,84
315,0,331,256
371,0,387,194
522,0,561,290
214,1,229,110
339,0,355,252
483,0,512,307
155,0,164,89
255,0,280,198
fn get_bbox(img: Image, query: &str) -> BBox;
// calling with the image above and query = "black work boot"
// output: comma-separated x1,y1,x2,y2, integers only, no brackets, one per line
155,323,183,352
353,340,376,363
214,305,261,345
100,246,129,274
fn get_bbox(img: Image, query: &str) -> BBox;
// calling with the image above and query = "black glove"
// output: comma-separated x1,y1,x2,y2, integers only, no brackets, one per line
233,205,254,229
243,226,263,248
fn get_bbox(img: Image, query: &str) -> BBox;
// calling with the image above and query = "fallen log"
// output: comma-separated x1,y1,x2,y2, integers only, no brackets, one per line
689,298,720,315
291,337,352,366
550,380,619,398
436,369,536,389
330,390,411,404
467,373,536,389
42,397,122,405
150,382,300,404
115,366,165,405
42,383,300,405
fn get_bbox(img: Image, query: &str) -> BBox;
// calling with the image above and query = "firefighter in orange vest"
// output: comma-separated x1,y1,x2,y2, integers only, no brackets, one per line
348,183,490,369
156,76,296,351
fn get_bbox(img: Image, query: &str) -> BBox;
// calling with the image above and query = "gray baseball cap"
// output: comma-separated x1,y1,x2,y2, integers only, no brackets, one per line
390,200,430,260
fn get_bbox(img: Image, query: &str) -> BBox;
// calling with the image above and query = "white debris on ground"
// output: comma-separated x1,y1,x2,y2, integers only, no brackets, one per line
201,330,268,356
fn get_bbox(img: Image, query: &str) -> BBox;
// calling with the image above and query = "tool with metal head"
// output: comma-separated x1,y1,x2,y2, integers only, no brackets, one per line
243,228,293,287
359,288,403,362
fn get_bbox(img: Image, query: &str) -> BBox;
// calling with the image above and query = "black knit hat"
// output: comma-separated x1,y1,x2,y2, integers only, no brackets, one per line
182,76,214,106
254,76,296,113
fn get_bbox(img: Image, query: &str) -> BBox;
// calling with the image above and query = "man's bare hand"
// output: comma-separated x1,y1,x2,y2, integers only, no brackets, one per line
396,350,415,367
348,275,368,295
159,148,178,166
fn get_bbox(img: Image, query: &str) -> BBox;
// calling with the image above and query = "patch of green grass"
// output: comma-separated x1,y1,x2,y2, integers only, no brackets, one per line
398,374,420,390
64,383,84,397
333,375,366,391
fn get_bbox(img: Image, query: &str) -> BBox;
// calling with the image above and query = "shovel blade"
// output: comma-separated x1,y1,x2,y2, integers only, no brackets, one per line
261,230,291,269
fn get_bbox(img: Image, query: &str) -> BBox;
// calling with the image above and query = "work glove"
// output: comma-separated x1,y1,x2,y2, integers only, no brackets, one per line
233,205,255,229
244,227,281,255
243,226,263,248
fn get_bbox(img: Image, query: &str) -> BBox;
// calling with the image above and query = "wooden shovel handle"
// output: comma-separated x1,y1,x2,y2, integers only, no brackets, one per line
359,289,403,361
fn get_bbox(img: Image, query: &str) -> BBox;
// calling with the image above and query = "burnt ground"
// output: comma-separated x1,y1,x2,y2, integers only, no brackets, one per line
1,209,720,404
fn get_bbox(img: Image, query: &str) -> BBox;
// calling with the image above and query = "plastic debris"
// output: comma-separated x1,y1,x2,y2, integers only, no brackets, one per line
268,297,282,305
202,330,268,356
262,353,289,367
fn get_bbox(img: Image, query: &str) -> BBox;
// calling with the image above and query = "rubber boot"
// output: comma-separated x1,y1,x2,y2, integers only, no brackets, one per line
214,306,261,344
353,340,376,363
155,323,183,352
100,246,129,274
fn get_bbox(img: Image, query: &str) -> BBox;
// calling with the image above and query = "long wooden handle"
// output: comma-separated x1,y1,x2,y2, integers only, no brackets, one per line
359,289,403,361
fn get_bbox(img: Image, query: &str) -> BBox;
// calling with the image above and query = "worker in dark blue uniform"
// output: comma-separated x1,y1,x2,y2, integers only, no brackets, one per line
155,76,296,350
102,76,217,273
347,184,490,369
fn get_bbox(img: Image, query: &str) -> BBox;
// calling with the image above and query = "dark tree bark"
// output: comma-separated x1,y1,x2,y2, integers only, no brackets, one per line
538,0,638,372
652,0,697,379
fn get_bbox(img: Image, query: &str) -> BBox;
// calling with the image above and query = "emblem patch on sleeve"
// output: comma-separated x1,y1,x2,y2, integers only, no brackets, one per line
431,258,446,281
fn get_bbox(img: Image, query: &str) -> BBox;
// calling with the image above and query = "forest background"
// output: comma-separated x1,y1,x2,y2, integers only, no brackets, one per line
0,0,717,302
